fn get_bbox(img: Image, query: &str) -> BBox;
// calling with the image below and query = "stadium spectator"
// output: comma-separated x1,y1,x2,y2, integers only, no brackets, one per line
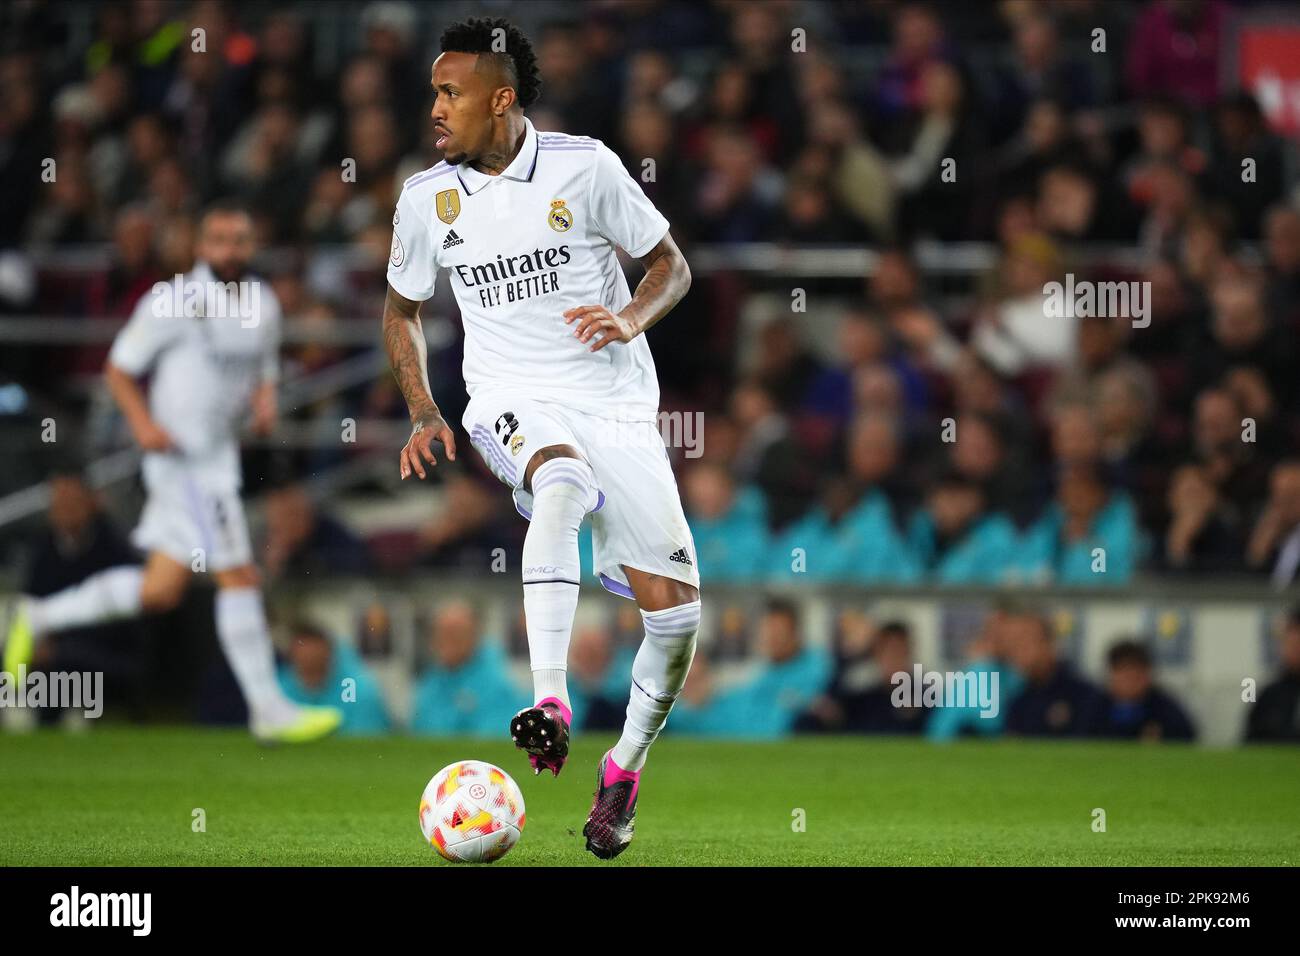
773,413,919,583
1246,609,1300,743
708,598,831,739
1125,0,1226,109
927,604,1026,741
411,472,518,572
20,469,146,718
989,9,1095,142
1088,639,1196,741
967,232,1071,376
663,652,724,736
1204,92,1287,239
683,461,768,582
409,601,528,736
1246,461,1300,588
1159,463,1244,574
1262,203,1300,329
1018,469,1142,586
259,483,371,580
566,625,625,733
1188,386,1270,529
1192,268,1294,408
278,621,390,736
906,471,1018,584
1004,611,1103,736
728,378,816,531
797,617,926,735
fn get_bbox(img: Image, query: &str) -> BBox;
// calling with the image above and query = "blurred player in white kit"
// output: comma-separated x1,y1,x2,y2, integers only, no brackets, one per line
4,201,341,744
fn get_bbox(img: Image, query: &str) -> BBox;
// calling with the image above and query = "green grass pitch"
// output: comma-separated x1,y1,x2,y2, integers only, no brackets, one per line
2,728,1297,865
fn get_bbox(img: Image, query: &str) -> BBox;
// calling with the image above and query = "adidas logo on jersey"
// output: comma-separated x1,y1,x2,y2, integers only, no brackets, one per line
442,229,464,250
668,548,693,567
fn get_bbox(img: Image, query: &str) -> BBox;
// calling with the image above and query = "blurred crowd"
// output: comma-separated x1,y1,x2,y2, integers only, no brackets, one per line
19,468,1300,740
2,0,1300,592
272,597,1300,743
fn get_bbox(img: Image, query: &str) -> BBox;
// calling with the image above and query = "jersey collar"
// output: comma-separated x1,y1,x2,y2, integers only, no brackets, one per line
455,117,539,195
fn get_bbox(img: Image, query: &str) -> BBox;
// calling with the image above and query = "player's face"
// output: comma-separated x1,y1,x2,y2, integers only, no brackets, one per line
430,51,497,165
197,211,255,283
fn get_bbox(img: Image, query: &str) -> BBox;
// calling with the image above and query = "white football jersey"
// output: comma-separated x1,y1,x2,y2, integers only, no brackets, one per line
387,117,670,421
108,261,280,491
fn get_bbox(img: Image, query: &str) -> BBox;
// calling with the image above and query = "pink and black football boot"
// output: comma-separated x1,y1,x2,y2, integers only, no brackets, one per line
582,750,639,859
509,697,571,777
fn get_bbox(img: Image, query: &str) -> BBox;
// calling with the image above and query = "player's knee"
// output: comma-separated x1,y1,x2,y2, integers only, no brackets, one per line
642,598,701,641
641,599,701,665
529,456,599,518
636,599,701,697
524,444,583,491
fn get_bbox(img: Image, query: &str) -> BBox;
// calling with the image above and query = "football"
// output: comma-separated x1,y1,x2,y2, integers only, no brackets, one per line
418,760,526,863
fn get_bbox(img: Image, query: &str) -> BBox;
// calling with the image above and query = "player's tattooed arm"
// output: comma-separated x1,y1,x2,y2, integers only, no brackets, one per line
382,284,457,479
565,231,691,352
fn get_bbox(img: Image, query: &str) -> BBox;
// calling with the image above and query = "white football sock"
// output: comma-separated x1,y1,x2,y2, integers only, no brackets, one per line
522,457,598,709
612,600,701,772
27,566,144,636
214,587,296,727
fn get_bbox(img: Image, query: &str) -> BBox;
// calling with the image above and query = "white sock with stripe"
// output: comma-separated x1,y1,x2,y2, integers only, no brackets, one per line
612,600,701,772
214,587,297,727
522,457,598,709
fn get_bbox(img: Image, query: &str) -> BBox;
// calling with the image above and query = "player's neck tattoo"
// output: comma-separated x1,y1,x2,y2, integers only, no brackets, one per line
470,119,527,176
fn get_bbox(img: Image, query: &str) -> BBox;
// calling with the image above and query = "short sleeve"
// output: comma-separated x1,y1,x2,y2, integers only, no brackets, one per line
386,184,437,301
588,141,670,258
108,283,185,376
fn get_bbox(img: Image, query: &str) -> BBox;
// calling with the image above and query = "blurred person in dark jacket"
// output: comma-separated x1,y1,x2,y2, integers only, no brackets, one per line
1247,608,1300,742
1159,463,1244,574
1089,639,1195,741
21,469,145,717
1004,610,1103,736
1247,461,1300,588
568,625,625,733
796,617,925,735
260,483,370,580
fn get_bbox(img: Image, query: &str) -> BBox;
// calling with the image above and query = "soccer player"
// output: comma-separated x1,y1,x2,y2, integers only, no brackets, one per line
384,18,699,859
3,201,342,744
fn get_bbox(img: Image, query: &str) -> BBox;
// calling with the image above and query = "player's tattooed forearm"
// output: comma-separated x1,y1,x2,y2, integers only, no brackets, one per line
625,235,691,336
382,288,439,424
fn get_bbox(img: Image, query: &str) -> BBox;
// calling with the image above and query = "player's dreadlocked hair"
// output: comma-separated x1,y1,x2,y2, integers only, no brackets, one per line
440,17,542,109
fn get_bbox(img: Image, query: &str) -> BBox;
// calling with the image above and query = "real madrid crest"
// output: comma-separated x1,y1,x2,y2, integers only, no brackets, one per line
436,189,461,225
510,433,526,456
548,199,573,232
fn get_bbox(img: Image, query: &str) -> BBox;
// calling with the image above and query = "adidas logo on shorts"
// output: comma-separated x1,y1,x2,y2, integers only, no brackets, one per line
668,547,693,567
442,229,464,250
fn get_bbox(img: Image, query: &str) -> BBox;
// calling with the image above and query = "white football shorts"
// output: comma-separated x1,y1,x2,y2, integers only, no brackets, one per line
131,467,252,572
462,391,699,599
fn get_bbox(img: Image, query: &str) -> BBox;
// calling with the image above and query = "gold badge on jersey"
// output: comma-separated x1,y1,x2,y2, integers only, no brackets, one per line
548,199,573,232
510,433,526,456
436,189,461,224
